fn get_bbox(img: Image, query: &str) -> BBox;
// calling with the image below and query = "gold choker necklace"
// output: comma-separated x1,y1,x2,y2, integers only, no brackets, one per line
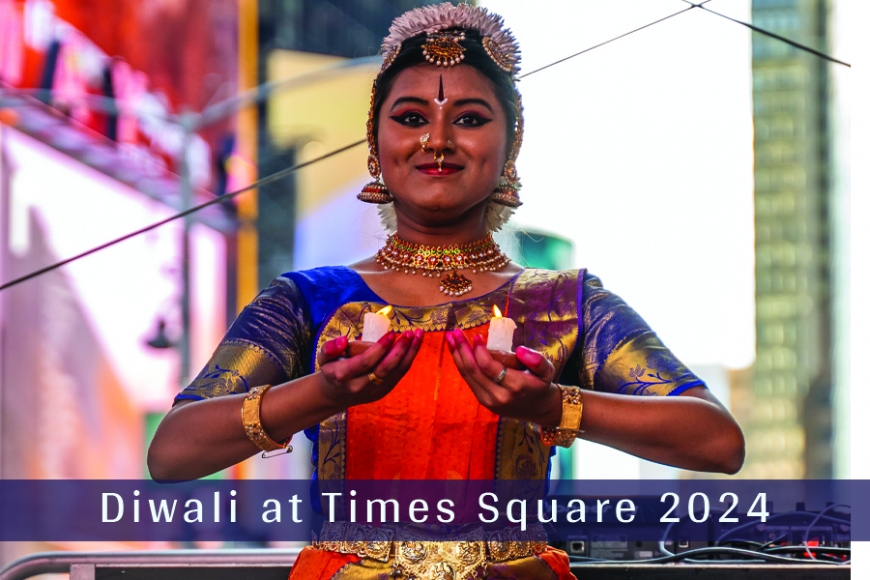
376,233,511,296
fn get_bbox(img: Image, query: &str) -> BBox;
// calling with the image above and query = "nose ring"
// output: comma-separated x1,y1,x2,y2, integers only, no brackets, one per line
420,134,454,173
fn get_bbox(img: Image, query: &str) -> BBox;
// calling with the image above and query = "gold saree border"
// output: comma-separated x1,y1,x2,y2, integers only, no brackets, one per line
314,269,581,486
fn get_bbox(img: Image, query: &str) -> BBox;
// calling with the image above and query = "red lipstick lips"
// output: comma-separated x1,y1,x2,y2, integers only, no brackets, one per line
417,162,463,175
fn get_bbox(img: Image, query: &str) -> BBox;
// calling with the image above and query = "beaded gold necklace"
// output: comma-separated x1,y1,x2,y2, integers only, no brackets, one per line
375,233,511,296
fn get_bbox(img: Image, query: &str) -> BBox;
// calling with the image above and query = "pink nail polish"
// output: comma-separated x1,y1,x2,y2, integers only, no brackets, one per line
518,346,542,363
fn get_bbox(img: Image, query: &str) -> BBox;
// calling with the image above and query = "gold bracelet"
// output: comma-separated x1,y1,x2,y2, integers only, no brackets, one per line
242,385,293,456
540,385,583,448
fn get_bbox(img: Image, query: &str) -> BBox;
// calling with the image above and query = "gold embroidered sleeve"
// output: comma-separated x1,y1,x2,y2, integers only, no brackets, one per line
579,273,706,396
174,276,312,405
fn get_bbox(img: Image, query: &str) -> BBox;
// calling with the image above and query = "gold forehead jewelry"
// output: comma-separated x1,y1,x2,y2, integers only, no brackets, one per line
422,30,466,67
376,233,510,296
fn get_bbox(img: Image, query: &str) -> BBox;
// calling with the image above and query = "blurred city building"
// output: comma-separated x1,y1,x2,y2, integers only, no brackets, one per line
252,0,449,290
0,0,239,563
741,0,840,479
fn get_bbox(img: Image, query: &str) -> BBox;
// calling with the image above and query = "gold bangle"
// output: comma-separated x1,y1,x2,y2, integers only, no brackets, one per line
242,385,293,456
540,385,583,448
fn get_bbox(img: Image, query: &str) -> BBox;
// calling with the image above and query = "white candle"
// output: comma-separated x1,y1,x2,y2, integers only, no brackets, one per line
487,305,516,352
361,305,393,342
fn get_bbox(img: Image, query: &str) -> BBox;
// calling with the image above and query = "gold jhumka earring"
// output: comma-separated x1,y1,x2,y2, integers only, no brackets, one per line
357,153,392,204
490,90,524,208
357,83,393,204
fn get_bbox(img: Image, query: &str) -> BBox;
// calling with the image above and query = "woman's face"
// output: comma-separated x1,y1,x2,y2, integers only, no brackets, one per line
376,64,509,228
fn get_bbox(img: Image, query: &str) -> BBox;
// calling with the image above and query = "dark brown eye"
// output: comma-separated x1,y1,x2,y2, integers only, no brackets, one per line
390,112,429,126
455,113,492,127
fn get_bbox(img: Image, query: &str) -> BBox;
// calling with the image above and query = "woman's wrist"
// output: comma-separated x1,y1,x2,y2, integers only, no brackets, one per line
314,370,354,411
257,374,349,442
536,382,564,428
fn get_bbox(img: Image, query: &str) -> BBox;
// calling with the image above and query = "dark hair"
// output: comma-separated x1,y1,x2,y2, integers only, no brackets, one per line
371,30,519,155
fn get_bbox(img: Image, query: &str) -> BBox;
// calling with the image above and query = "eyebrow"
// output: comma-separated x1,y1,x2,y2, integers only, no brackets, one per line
389,96,429,110
453,98,494,114
389,96,495,114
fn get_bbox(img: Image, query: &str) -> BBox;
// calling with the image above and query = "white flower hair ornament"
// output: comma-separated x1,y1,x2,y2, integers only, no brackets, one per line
359,3,525,232
381,2,521,76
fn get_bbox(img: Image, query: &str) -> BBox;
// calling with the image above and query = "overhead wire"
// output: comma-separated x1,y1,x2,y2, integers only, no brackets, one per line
688,1,851,67
0,0,852,291
518,3,701,79
0,139,365,292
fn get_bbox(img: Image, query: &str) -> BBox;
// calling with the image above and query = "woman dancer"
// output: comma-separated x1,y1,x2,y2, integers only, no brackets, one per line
149,4,744,579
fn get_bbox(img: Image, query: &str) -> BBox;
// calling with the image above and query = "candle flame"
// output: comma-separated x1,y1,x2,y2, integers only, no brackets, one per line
492,305,503,318
377,305,393,316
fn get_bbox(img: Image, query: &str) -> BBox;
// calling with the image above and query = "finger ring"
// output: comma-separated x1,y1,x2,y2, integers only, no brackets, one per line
492,367,508,384
368,372,384,385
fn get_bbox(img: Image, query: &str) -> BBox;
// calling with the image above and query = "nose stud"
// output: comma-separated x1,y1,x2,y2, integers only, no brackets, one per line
420,134,454,173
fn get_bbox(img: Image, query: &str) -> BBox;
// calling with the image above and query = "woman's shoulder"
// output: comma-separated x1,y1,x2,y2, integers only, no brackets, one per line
279,265,360,288
276,266,383,329
512,267,603,297
511,268,626,327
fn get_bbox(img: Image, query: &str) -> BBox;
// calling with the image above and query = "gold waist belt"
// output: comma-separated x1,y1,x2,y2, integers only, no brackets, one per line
314,521,549,580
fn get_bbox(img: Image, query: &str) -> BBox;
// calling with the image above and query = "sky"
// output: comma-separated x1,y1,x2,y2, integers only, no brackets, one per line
481,0,756,371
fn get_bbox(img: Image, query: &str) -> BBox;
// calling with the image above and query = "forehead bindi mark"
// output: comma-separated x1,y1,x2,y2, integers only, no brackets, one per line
434,75,447,106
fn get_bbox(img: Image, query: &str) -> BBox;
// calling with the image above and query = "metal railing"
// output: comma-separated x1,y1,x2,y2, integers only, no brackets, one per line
0,549,301,580
0,549,851,580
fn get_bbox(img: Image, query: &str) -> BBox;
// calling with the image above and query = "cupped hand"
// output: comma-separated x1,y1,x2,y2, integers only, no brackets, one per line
446,329,562,426
317,329,424,408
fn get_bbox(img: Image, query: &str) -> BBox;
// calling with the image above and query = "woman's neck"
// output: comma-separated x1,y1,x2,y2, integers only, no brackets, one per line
393,213,491,246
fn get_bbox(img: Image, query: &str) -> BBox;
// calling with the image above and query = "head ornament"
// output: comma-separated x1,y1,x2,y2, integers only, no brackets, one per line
381,3,521,76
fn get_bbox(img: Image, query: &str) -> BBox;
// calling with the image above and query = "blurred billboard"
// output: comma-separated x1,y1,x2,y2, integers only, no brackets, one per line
0,0,238,190
0,125,227,478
